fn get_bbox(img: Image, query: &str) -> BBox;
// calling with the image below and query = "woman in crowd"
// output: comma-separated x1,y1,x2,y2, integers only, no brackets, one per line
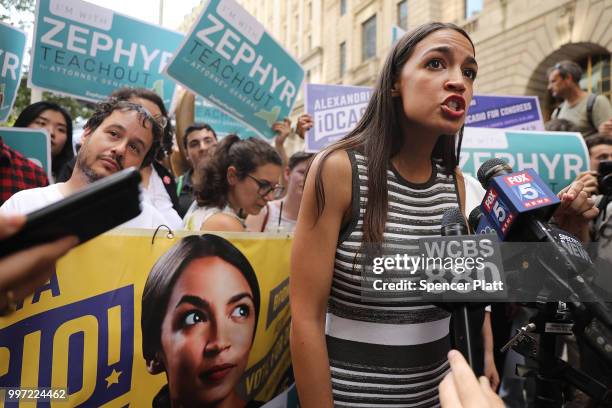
14,101,73,181
183,135,283,232
290,21,597,408
141,234,262,408
111,88,182,230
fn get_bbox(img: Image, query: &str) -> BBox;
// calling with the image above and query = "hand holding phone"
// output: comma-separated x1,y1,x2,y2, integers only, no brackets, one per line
0,167,142,258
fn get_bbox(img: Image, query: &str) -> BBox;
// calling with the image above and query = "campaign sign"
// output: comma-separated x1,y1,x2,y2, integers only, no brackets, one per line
304,83,372,152
0,22,27,122
465,95,544,131
30,0,184,107
460,128,589,193
165,0,304,140
0,127,51,178
195,96,259,138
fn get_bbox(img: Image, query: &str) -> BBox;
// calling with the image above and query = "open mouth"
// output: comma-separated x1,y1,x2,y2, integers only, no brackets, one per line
442,95,466,112
441,95,467,118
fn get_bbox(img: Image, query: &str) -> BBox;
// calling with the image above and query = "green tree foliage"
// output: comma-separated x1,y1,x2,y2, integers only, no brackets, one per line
1,74,95,126
0,0,35,23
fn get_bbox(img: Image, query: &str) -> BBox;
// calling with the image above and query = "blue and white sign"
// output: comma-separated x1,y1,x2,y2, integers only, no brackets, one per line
30,0,184,107
165,0,304,140
195,96,259,138
460,127,588,193
0,127,51,178
0,22,27,122
304,83,372,152
465,95,544,131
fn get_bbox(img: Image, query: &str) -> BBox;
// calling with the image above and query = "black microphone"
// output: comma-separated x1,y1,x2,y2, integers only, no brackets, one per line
440,207,475,368
468,207,482,234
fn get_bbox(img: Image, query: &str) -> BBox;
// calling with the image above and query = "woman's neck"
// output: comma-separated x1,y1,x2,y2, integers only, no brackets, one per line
392,124,440,183
226,191,242,216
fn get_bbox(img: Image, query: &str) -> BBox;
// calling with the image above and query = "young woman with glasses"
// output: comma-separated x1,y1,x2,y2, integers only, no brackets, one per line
183,134,284,232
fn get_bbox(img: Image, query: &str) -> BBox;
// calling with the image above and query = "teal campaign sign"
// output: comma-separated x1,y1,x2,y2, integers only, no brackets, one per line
165,0,304,139
195,96,259,138
30,0,184,107
0,127,51,178
0,22,27,122
460,127,588,193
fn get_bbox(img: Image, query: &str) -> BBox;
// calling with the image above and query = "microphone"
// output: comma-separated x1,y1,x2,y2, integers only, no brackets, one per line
468,206,495,235
476,159,612,329
477,158,560,241
440,207,475,368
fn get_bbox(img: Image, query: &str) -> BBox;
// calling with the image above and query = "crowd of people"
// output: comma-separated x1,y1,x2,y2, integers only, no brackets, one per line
0,20,611,408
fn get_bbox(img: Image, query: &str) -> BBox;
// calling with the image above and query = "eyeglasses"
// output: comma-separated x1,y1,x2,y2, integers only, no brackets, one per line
246,174,285,199
153,114,168,129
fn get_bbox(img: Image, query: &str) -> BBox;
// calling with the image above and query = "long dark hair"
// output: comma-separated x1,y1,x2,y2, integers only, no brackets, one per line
14,101,74,177
313,22,474,246
111,87,173,161
195,134,282,209
141,234,261,363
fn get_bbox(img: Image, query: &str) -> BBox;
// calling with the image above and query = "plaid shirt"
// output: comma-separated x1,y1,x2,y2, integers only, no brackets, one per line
0,137,49,206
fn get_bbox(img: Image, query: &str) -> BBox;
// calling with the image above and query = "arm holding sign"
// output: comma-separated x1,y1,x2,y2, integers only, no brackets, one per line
171,90,195,176
290,151,352,408
295,113,313,139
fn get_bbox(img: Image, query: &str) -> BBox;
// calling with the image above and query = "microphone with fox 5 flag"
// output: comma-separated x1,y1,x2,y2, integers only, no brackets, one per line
477,158,561,241
440,207,477,370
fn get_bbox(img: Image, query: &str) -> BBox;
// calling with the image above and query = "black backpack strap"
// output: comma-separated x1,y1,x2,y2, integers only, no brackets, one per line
586,93,597,131
551,105,561,119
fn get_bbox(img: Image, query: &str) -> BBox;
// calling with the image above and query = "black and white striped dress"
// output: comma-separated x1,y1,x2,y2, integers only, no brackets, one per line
327,150,461,407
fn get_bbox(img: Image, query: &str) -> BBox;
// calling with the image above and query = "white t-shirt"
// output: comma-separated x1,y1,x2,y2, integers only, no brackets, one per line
464,173,486,216
141,166,182,230
0,183,167,229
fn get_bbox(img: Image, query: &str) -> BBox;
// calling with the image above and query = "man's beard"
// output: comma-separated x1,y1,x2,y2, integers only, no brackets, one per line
75,150,105,183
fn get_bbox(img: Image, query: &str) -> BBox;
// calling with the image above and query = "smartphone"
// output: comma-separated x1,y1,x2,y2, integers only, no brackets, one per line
0,167,142,257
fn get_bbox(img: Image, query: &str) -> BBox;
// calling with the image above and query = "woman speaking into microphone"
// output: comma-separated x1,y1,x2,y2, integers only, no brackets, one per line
290,22,595,408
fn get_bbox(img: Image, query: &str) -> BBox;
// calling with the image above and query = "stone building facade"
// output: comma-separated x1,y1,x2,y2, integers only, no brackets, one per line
181,0,611,119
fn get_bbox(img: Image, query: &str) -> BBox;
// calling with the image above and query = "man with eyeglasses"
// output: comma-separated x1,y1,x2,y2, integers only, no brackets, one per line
0,100,167,229
547,60,612,137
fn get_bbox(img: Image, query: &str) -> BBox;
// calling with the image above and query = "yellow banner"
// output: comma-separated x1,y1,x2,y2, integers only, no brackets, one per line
0,231,293,407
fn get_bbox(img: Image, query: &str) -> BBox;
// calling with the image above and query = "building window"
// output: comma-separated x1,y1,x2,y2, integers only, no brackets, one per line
340,0,347,15
397,1,408,30
361,15,376,61
465,0,483,18
339,41,346,76
306,70,311,83
308,1,312,20
307,34,312,50
579,54,611,100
